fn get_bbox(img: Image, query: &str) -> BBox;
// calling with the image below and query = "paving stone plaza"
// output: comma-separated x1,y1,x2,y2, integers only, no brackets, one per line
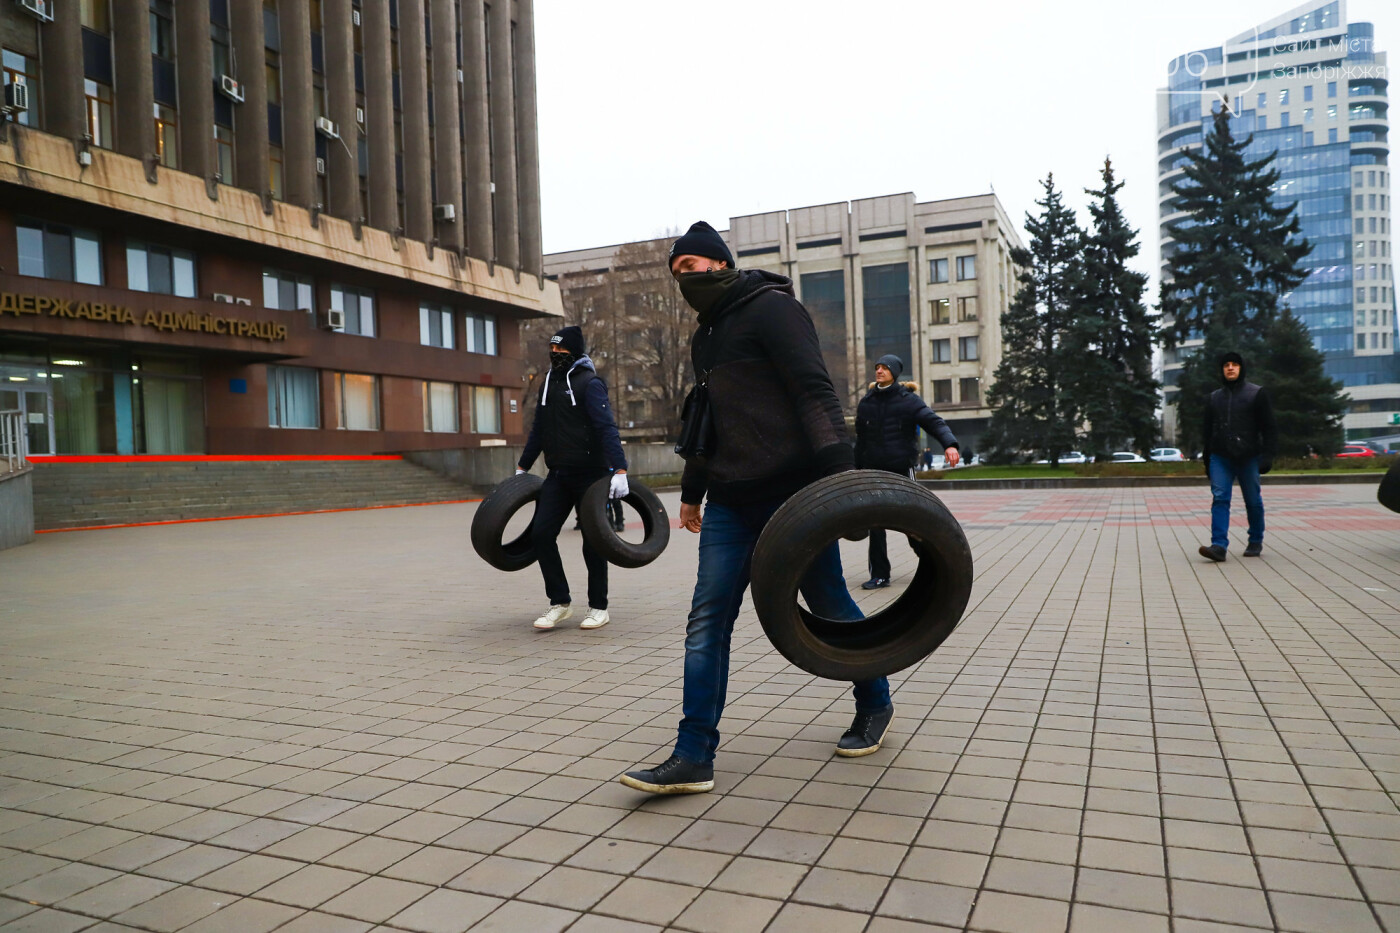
0,484,1397,932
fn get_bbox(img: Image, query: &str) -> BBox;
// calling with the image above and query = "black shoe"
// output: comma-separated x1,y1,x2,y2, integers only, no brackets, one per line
619,755,714,794
1198,545,1226,562
1243,541,1262,557
611,519,626,532
836,705,895,758
861,577,890,590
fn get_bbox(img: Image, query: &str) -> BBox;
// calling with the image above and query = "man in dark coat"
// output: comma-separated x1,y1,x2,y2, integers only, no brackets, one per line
854,354,960,588
1198,351,1277,562
619,221,894,796
516,326,629,629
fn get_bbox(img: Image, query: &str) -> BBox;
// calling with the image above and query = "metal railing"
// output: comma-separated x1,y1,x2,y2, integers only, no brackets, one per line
1,410,27,472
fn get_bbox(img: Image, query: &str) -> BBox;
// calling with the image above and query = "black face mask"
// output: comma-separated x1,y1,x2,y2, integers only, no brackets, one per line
549,351,575,373
677,269,741,317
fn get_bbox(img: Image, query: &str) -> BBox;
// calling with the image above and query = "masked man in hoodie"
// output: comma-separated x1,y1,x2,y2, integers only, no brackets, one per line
515,326,628,630
620,221,894,796
1198,351,1277,562
854,354,960,589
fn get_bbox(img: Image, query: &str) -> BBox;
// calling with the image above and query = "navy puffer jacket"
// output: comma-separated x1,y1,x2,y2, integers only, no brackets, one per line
855,381,959,473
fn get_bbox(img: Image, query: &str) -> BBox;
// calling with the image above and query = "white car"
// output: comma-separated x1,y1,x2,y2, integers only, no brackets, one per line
1034,451,1086,464
1111,451,1146,463
1150,447,1184,462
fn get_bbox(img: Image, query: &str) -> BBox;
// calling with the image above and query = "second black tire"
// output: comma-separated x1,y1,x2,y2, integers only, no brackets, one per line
579,478,670,568
750,470,973,681
1380,458,1400,513
470,472,544,571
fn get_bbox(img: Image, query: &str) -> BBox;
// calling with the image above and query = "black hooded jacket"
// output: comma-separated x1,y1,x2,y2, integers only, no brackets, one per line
855,381,959,473
679,270,853,506
1202,355,1277,466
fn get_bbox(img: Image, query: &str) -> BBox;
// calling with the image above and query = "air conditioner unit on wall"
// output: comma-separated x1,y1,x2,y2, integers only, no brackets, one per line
212,292,234,303
234,297,251,306
2,81,29,114
352,8,360,26
318,307,345,330
315,157,326,175
218,74,244,103
355,106,364,127
433,203,456,222
16,0,54,23
315,116,339,139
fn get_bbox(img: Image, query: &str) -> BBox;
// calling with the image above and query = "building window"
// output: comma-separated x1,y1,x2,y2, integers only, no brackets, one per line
330,285,375,337
1280,112,1290,128
1328,104,1337,120
471,385,501,434
420,303,455,348
267,365,320,428
1329,128,1338,143
932,379,952,405
958,296,978,322
1304,85,1313,102
84,79,114,149
268,145,284,200
1303,107,1313,123
423,381,458,432
931,338,951,363
214,125,234,182
332,372,380,430
81,0,111,31
1257,91,1266,108
465,313,497,355
929,258,948,283
1,51,39,127
960,377,981,406
127,241,196,297
1357,333,1366,350
263,269,314,311
931,298,950,325
959,335,979,361
16,221,103,285
1256,114,1267,130
153,103,178,168
1279,88,1289,105
1328,81,1336,98
956,255,976,281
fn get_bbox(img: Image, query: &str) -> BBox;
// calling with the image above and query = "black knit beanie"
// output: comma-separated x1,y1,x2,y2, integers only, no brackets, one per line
551,325,585,357
668,221,735,270
876,354,904,380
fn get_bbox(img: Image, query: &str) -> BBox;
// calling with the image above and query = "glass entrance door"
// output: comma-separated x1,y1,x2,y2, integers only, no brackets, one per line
0,386,54,456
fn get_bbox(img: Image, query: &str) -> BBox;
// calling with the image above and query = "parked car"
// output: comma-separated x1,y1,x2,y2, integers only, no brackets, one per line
1150,447,1184,462
1111,451,1147,463
1034,451,1086,464
1337,444,1377,458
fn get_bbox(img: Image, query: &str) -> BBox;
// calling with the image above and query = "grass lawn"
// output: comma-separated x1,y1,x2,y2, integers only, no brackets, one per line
921,457,1394,481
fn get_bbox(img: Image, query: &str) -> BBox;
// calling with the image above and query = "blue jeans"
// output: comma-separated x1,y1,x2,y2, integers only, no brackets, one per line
675,498,892,764
1208,454,1264,550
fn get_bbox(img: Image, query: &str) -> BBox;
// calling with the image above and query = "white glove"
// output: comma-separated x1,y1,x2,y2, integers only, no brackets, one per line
514,468,525,476
609,472,629,499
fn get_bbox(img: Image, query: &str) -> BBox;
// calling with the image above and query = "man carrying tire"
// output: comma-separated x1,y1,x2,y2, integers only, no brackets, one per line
620,221,894,796
855,354,960,589
515,326,628,630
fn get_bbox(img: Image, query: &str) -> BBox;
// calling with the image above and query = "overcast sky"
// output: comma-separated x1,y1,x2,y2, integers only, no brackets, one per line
535,0,1398,293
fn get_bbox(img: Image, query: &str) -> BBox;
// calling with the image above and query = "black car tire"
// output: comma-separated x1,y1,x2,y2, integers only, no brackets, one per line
470,472,544,571
1379,459,1400,513
578,478,671,568
750,470,974,681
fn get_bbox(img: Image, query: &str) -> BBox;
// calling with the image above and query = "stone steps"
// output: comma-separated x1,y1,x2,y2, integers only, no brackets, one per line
31,459,475,530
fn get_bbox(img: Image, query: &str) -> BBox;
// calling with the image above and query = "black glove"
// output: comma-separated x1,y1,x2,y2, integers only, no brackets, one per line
1259,457,1272,476
817,443,856,477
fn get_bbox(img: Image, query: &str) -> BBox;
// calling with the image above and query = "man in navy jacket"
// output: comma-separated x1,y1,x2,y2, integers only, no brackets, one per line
516,326,628,630
854,354,960,588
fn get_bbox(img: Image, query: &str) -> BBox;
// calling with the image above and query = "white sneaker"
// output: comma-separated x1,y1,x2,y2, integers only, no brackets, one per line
533,604,572,630
580,608,610,630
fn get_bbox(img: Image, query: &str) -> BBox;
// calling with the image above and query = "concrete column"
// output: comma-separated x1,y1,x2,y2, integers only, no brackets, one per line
112,0,156,161
40,1,85,141
279,0,315,210
230,0,269,194
362,0,396,231
460,0,492,260
513,0,541,276
487,0,518,269
323,0,360,221
398,0,432,244
429,0,463,251
175,0,214,180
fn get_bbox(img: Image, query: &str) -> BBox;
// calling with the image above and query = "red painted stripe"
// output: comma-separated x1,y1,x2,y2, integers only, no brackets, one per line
35,498,483,533
29,454,403,463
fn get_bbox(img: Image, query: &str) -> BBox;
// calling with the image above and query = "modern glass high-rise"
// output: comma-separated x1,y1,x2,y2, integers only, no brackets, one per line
1157,0,1397,443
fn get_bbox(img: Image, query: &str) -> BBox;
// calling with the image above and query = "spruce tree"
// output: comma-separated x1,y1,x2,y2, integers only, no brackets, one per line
985,174,1082,464
1065,158,1159,459
1254,309,1346,457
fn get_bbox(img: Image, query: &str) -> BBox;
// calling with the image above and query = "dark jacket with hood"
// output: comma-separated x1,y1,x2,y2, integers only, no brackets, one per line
679,270,853,506
856,380,960,473
1202,354,1277,468
519,355,627,474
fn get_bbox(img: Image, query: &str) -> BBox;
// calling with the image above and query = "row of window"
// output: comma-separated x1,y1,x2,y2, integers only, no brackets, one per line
1357,332,1392,351
1357,240,1390,259
1355,194,1391,212
1355,170,1390,189
1356,309,1392,327
930,336,979,364
15,220,495,350
1259,84,1339,107
1356,216,1389,236
1357,286,1393,305
929,256,977,284
930,377,981,407
931,297,978,325
267,366,504,434
1355,264,1392,282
